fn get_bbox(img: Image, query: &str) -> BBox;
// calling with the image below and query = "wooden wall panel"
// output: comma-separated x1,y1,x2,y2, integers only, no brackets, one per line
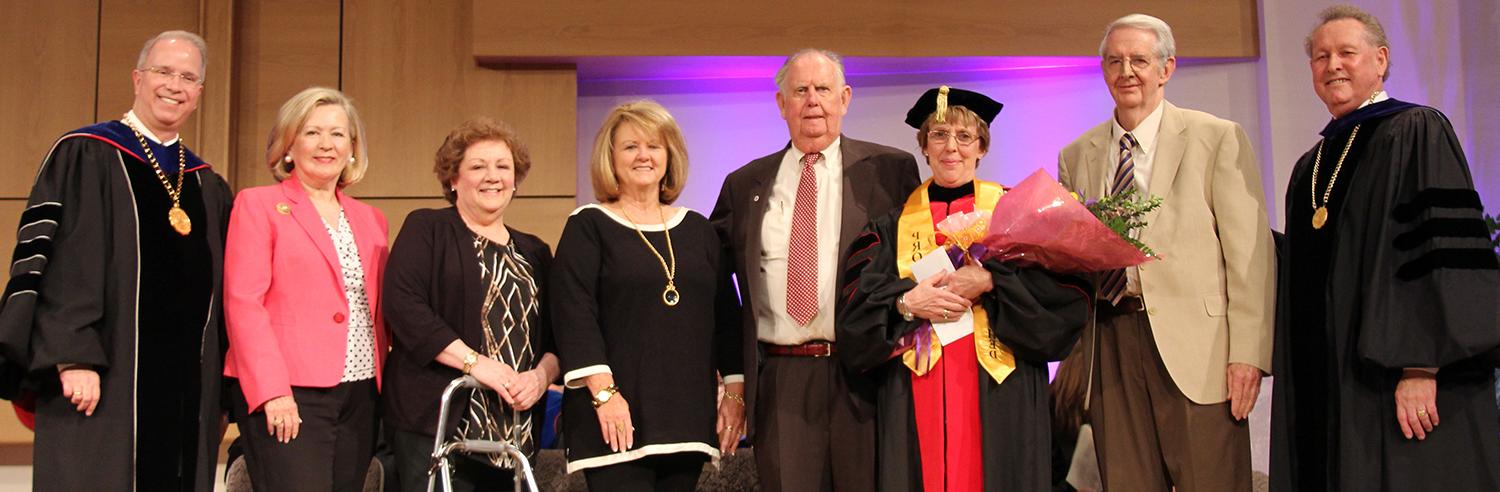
0,0,98,198
474,0,1259,60
342,0,577,199
230,0,342,190
192,0,236,174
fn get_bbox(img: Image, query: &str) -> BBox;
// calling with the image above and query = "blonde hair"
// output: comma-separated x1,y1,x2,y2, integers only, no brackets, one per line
588,100,689,204
265,87,370,186
916,106,992,154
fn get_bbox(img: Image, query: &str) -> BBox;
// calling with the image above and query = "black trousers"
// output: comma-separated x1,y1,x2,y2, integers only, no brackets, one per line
230,378,378,492
390,427,516,492
583,452,706,492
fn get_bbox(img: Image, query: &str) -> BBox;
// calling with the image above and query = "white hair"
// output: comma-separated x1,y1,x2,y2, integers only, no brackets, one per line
135,30,208,82
1099,14,1176,64
774,49,847,94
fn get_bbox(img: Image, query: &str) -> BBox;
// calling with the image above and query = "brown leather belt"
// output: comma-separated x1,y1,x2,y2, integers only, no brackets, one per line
1097,295,1146,316
763,340,835,357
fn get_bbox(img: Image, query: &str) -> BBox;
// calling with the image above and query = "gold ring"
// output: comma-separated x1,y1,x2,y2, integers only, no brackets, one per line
72,390,82,397
1417,409,1428,417
274,417,283,425
614,422,624,432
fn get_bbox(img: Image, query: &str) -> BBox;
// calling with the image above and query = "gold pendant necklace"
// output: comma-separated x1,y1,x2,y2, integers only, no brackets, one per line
1309,123,1360,230
618,204,679,306
123,118,191,236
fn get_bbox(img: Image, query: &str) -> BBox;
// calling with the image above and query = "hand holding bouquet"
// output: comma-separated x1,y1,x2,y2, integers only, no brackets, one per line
978,169,1158,273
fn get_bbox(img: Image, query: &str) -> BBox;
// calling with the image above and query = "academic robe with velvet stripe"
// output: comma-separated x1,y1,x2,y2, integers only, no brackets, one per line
837,207,1090,492
1270,101,1500,492
0,121,231,492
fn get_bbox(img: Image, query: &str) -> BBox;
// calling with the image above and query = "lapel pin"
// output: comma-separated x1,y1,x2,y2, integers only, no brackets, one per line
275,202,292,215
752,195,760,202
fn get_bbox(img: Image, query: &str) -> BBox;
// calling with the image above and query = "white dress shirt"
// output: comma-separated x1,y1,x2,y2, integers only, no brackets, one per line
755,138,843,345
1107,100,1166,297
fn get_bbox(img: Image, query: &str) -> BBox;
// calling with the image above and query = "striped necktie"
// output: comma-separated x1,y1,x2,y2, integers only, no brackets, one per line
1099,133,1138,304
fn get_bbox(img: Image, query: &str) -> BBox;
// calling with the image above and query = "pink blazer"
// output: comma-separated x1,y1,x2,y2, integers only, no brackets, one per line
224,178,389,412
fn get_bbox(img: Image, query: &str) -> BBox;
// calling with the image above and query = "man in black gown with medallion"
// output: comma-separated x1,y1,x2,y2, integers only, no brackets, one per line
0,31,231,492
1271,6,1500,491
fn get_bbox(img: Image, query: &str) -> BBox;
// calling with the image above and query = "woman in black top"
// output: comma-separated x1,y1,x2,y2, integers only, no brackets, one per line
552,100,745,491
382,118,559,491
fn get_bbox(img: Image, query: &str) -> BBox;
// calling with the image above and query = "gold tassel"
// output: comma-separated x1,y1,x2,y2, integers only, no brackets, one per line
935,85,950,123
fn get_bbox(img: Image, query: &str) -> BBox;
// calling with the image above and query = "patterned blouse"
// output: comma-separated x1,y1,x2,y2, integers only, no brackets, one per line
323,210,376,382
457,233,541,467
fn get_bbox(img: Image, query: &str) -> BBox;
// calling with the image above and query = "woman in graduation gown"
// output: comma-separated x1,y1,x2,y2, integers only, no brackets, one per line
838,87,1091,492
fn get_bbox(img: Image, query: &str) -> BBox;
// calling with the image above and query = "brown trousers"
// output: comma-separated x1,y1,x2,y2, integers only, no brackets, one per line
753,355,876,492
1089,305,1251,492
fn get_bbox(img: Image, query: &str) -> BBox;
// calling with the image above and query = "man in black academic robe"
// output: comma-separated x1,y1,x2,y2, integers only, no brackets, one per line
1271,8,1500,491
0,31,230,492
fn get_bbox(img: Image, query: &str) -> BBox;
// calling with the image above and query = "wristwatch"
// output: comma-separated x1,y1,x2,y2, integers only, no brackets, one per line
592,385,620,408
897,294,915,322
461,351,479,375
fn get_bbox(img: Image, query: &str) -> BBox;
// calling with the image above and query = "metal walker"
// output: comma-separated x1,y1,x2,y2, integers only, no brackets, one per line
427,376,540,492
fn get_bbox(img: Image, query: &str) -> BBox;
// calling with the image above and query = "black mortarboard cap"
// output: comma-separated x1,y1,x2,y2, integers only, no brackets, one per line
904,86,1003,129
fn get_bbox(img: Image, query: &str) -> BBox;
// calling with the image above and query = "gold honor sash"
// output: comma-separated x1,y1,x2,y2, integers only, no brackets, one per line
895,179,1016,384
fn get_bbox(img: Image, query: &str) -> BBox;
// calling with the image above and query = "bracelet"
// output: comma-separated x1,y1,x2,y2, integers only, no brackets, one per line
461,351,480,375
897,293,915,322
723,392,746,406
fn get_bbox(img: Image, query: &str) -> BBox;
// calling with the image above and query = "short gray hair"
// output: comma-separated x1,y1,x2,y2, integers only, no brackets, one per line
774,49,847,94
1305,4,1391,81
136,30,208,82
1099,14,1176,64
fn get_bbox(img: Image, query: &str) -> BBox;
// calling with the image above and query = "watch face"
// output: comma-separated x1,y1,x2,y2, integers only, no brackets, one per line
594,389,612,402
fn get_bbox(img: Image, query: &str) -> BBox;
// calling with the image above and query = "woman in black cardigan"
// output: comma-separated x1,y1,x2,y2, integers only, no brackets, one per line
382,118,559,491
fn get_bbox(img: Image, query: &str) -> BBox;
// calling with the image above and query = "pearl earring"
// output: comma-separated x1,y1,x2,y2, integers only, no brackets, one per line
283,155,292,163
349,156,356,163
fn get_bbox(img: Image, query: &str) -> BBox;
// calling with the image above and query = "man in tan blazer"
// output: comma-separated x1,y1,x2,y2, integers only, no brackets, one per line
1057,14,1274,491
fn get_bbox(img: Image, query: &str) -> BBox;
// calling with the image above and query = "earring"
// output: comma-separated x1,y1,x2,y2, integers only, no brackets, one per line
349,156,356,163
283,155,292,163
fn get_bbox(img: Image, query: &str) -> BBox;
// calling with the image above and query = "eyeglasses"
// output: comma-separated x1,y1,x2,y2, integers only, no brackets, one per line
1103,56,1156,75
928,129,979,146
139,66,202,85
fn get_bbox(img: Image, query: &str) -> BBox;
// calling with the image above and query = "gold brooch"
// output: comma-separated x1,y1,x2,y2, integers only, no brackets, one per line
275,202,292,215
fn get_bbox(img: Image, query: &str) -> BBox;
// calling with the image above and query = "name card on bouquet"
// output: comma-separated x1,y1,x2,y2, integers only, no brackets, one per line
909,249,973,346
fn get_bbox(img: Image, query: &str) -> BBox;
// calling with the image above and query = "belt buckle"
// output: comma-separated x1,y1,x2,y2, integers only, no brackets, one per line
810,341,832,357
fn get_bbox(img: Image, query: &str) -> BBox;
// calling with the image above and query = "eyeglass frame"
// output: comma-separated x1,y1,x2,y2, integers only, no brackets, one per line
137,65,204,85
1101,55,1162,75
926,128,980,146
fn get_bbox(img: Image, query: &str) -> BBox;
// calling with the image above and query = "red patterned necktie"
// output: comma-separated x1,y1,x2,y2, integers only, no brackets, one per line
786,152,822,325
1099,133,1138,304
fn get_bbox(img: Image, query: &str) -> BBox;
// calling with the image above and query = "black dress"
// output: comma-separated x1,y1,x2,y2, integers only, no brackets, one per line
550,205,743,474
1271,100,1500,491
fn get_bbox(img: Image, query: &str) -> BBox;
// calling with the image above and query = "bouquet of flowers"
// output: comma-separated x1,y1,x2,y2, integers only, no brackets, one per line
943,169,1159,273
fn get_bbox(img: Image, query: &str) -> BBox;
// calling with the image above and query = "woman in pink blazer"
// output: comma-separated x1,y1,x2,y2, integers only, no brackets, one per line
224,87,389,492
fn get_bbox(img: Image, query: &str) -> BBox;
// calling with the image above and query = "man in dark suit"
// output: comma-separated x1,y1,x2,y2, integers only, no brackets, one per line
710,48,919,491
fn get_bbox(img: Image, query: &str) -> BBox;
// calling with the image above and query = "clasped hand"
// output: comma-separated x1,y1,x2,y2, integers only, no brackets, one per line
902,265,991,321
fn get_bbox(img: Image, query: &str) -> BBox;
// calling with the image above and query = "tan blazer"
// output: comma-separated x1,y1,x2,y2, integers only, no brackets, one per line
1058,101,1274,404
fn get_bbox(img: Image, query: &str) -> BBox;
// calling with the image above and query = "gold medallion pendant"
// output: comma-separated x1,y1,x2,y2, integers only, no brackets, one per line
619,204,680,308
1309,124,1360,232
168,205,193,235
663,285,680,306
122,117,192,236
1311,207,1328,229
